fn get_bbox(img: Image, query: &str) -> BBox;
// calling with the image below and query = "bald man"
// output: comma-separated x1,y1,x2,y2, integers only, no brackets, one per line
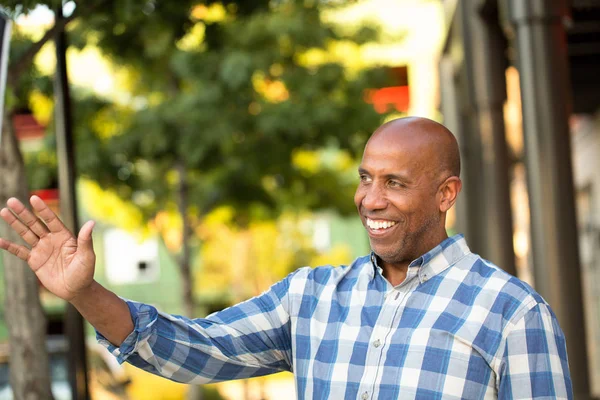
0,117,571,399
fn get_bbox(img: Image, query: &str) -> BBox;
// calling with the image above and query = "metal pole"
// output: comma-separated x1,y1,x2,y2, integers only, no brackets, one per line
0,14,10,143
451,2,489,257
54,6,90,400
439,56,473,239
444,0,515,274
501,0,591,397
465,0,516,275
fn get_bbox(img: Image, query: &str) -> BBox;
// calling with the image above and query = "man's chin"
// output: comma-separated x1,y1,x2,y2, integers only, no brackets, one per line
371,248,404,265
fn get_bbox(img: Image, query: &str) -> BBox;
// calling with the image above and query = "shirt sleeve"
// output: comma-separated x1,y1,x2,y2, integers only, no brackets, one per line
96,273,294,384
497,302,573,399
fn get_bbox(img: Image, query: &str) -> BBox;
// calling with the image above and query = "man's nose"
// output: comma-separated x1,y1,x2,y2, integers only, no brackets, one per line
361,184,388,210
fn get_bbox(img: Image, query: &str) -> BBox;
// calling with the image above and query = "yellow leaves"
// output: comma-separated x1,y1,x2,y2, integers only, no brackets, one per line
123,364,186,400
79,180,149,237
296,47,328,67
197,211,311,297
176,23,206,52
196,209,357,299
165,170,179,187
292,149,320,175
28,90,53,126
90,108,121,140
200,206,235,229
252,72,290,103
296,40,365,71
152,210,183,252
33,40,57,76
191,3,228,23
292,148,356,176
265,80,289,102
309,243,352,268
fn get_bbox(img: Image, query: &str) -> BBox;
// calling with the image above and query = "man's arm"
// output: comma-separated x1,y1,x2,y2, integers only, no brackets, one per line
100,278,293,384
497,302,572,399
70,281,133,346
0,196,134,345
1,196,294,384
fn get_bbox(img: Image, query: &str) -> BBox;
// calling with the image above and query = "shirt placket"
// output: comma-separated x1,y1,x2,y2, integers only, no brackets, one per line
357,273,419,400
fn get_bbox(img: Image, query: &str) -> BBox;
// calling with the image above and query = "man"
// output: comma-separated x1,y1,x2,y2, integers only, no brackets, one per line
0,117,571,399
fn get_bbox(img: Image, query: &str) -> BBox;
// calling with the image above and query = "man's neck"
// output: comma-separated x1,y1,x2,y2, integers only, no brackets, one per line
382,263,409,287
379,231,449,287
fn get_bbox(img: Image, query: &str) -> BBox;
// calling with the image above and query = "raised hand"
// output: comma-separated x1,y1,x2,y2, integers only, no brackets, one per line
0,196,96,301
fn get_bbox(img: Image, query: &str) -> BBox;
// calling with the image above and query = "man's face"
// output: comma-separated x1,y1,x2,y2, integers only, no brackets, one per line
354,130,442,265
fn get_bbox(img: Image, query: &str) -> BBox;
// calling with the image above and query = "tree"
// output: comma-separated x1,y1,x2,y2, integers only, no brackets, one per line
70,0,390,319
1,7,62,399
1,1,393,398
0,1,195,398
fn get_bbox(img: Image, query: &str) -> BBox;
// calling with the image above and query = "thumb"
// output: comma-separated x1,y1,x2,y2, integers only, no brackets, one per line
77,220,96,255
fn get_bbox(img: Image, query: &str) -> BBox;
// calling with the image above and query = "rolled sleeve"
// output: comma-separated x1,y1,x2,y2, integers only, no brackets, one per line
96,300,159,364
95,272,295,384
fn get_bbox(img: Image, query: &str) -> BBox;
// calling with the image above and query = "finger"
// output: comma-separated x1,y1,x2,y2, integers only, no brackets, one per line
77,220,96,256
6,197,50,238
30,195,68,234
0,238,31,261
0,207,41,247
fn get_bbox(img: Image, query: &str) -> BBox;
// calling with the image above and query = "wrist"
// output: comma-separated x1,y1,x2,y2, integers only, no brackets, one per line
69,280,100,306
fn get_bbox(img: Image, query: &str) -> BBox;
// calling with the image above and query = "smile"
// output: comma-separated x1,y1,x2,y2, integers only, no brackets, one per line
366,218,397,230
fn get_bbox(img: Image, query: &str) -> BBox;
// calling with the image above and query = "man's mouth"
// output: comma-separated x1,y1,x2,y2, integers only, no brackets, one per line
366,218,397,231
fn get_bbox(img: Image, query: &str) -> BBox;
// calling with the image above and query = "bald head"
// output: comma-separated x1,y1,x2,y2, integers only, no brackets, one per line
355,117,463,271
368,117,461,179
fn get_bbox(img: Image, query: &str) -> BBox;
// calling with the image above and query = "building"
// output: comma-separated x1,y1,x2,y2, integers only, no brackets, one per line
440,0,600,397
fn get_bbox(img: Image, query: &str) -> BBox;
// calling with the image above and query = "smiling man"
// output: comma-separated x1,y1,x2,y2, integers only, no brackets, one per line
0,117,571,399
355,117,461,287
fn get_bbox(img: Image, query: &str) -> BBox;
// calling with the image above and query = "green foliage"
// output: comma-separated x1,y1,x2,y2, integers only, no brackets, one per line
202,385,226,400
11,0,394,227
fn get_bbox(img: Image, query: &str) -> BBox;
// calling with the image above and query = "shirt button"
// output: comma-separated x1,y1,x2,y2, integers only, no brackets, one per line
361,392,369,400
373,339,381,348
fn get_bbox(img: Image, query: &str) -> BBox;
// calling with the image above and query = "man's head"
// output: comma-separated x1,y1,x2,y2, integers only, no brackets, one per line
354,117,462,269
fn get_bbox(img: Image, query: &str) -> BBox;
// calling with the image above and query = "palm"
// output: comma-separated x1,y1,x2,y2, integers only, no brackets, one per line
0,196,96,301
29,231,94,300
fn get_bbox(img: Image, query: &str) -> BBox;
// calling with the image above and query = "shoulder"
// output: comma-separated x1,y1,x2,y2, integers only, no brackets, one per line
285,255,372,295
289,255,371,285
451,253,547,323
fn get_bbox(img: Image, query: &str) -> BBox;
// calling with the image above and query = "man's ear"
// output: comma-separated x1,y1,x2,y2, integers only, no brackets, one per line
438,176,462,212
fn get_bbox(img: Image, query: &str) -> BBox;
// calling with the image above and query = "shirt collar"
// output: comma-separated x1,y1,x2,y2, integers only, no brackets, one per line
369,234,471,284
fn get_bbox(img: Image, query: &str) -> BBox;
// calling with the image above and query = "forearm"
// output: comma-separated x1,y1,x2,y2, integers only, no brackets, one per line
93,275,294,383
70,280,134,346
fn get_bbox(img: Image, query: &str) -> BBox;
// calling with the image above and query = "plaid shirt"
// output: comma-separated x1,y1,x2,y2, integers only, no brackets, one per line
98,234,572,399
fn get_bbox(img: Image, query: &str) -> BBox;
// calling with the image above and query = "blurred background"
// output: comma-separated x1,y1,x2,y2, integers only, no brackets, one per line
0,0,599,399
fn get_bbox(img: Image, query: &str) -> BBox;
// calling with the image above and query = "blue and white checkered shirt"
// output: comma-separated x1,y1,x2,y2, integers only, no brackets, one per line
98,234,572,399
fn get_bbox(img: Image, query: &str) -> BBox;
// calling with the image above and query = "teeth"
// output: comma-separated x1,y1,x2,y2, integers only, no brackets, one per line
366,218,396,230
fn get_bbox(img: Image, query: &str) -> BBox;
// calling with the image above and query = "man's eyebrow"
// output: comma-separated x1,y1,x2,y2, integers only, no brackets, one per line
385,173,412,183
357,167,413,183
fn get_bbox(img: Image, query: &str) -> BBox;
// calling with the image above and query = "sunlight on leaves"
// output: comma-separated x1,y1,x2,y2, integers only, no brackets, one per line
28,90,53,126
80,179,150,237
191,3,227,23
176,22,206,52
196,209,354,299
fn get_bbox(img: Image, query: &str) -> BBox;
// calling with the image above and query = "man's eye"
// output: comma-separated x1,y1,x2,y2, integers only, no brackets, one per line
388,180,404,188
359,175,371,183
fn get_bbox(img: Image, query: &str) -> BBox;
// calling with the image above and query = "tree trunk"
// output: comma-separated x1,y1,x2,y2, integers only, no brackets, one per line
0,114,53,399
176,161,195,318
176,161,204,400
